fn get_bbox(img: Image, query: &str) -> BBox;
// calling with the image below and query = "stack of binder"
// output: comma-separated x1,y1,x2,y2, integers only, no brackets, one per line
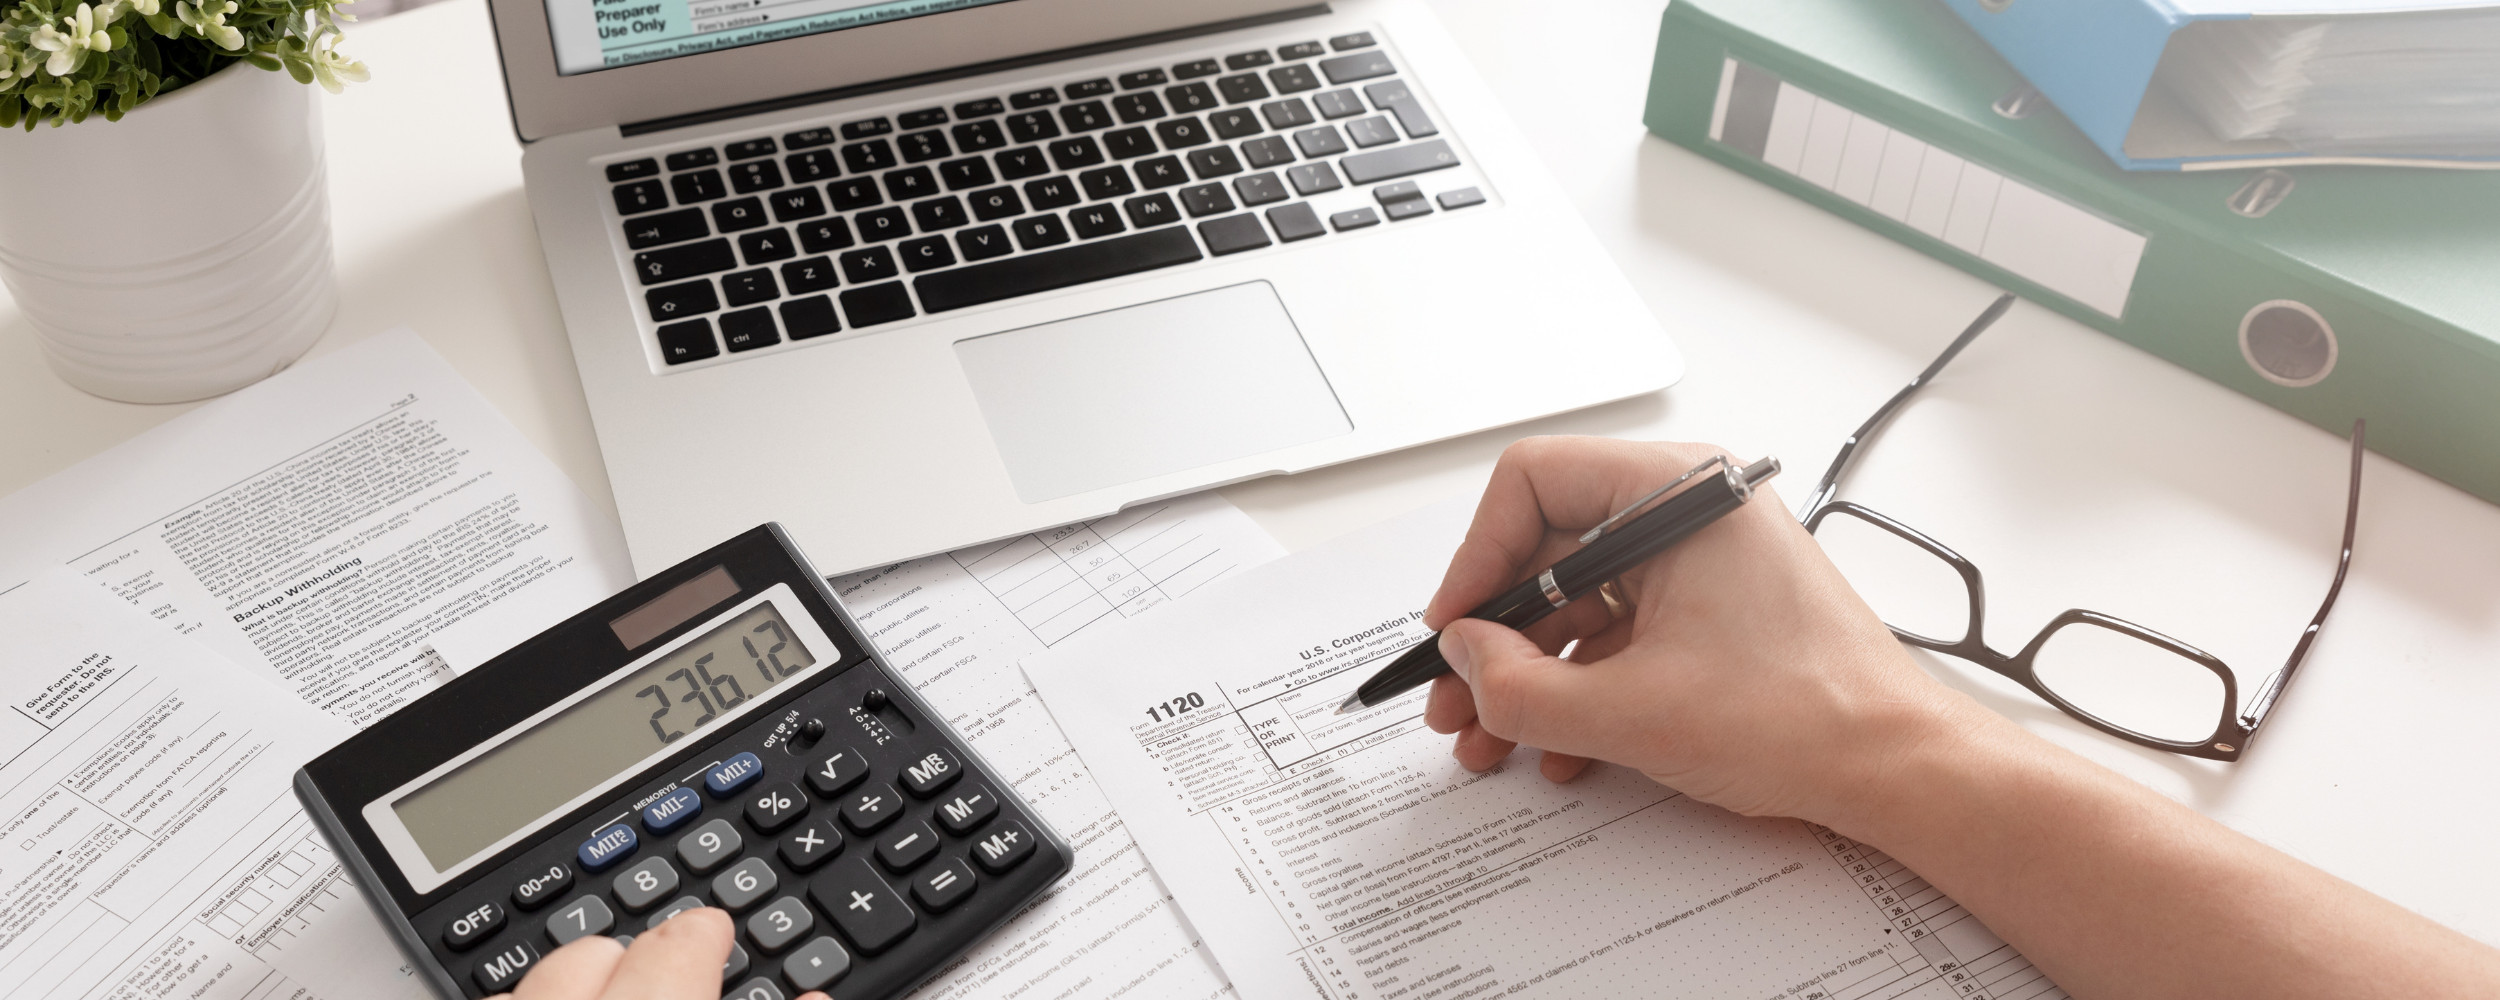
1643,0,2500,506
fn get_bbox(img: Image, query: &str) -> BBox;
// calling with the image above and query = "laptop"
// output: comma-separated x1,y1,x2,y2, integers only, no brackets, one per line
495,0,1684,575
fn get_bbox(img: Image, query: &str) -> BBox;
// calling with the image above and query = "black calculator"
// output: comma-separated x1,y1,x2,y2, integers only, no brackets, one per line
296,525,1071,1000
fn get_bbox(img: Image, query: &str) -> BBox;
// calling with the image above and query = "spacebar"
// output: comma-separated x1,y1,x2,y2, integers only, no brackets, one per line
915,229,1204,313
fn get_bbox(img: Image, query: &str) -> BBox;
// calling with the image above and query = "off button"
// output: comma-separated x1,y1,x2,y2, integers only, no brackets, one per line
443,900,505,951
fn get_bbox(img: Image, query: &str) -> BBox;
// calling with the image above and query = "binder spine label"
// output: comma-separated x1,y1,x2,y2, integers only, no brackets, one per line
1707,57,2149,320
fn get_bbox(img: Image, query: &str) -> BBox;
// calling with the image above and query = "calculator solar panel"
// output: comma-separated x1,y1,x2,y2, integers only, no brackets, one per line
295,525,1071,1000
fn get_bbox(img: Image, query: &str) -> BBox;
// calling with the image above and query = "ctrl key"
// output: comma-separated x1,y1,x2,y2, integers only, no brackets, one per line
471,940,540,994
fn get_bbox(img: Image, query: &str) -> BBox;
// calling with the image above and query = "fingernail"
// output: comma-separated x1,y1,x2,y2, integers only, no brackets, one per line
1438,628,1473,682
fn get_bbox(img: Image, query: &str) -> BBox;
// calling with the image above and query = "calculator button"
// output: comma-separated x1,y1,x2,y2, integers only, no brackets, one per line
441,900,505,951
614,934,635,947
778,819,844,872
471,940,540,993
614,857,682,912
678,818,745,874
971,818,1039,874
546,895,617,945
744,781,810,833
839,783,903,834
911,859,977,912
713,857,780,911
899,749,962,797
643,786,703,834
782,936,854,992
933,785,999,836
727,977,786,1000
723,943,751,983
809,858,916,954
707,752,767,797
874,821,940,872
511,863,573,911
746,896,815,953
646,895,706,929
578,822,638,872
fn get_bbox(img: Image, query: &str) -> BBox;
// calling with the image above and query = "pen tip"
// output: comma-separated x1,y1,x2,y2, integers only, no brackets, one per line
1334,693,1365,715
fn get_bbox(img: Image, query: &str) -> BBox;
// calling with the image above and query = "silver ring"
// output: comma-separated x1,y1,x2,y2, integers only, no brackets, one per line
1537,569,1569,609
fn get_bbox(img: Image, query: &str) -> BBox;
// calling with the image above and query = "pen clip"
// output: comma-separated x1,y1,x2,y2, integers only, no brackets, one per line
1580,455,1732,544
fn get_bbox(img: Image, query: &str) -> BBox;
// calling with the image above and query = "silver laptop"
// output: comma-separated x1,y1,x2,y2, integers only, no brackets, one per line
497,0,1684,575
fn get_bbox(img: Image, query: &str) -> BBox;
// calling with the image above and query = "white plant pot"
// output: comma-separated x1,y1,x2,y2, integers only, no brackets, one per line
0,61,336,403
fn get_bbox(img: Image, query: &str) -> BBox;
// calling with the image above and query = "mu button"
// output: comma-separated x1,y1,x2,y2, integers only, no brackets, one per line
472,940,540,993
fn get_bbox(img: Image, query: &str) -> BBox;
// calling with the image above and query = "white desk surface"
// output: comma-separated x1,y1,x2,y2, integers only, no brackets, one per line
5,0,2494,947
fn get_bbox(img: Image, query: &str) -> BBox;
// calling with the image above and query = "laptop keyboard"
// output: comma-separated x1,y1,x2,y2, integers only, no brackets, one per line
601,30,1486,369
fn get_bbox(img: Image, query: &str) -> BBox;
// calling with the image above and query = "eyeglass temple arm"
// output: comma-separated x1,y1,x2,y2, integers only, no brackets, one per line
1799,293,2018,522
2239,419,2364,733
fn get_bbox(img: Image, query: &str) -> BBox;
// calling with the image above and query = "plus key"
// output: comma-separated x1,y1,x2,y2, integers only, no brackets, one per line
808,858,917,954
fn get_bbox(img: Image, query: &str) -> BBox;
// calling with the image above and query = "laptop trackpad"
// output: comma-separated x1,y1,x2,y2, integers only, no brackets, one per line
954,281,1353,503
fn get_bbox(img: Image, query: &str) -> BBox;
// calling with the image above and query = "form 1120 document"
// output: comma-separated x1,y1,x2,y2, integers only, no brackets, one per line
1025,500,2069,1000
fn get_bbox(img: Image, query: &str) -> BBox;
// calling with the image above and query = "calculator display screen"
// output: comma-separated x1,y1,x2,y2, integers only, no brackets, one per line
391,602,816,870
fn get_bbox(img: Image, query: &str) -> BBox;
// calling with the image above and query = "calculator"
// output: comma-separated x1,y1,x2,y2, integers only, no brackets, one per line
296,525,1072,1000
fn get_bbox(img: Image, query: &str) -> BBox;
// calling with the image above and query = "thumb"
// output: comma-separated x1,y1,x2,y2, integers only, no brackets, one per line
1440,619,1592,750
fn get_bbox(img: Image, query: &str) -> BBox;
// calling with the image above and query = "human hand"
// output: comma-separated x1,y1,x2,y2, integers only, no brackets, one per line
1421,436,2000,829
491,907,828,1000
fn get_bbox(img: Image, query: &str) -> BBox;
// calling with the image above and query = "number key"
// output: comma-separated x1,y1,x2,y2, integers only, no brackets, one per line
613,180,667,215
646,895,705,929
545,894,616,945
745,895,814,952
713,857,779,911
613,857,681,912
678,818,744,874
745,780,810,833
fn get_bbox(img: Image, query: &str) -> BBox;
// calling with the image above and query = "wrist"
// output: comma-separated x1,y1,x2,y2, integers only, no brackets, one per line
1809,676,2028,848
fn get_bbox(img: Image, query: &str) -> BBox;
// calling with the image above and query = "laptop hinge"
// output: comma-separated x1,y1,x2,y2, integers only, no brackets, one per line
619,4,1332,138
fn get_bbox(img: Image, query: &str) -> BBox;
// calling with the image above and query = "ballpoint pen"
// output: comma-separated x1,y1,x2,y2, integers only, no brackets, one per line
1335,453,1781,714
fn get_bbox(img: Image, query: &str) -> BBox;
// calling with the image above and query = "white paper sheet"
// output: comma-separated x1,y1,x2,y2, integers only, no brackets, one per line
1025,500,2071,1000
0,329,636,728
828,493,1287,1000
0,570,430,1000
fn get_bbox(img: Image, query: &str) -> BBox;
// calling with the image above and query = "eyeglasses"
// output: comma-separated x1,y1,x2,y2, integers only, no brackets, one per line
1798,294,2361,761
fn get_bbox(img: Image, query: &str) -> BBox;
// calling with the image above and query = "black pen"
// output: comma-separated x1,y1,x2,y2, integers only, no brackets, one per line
1335,454,1781,714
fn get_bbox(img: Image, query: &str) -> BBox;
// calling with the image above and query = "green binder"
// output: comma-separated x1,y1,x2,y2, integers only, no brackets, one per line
1644,0,2500,505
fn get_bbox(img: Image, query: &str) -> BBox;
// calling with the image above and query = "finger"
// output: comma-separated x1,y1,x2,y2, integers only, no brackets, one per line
1424,673,1476,734
1564,619,1637,664
1451,719,1516,772
1427,438,1725,627
511,937,626,1000
601,908,733,1000
1539,751,1592,783
1439,619,1602,751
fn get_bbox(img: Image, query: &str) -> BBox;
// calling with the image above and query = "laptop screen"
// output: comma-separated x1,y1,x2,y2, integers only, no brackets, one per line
547,0,1020,75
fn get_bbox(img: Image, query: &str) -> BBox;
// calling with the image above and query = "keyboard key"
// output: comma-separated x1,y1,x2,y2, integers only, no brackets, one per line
952,119,1008,152
898,130,951,163
910,859,977,913
744,781,810,833
1118,68,1167,89
1225,50,1274,70
1260,97,1315,129
827,177,882,211
805,747,869,797
1216,73,1271,104
443,901,505,951
994,146,1050,180
955,224,1013,261
969,818,1040,873
842,139,897,173
712,197,768,232
884,166,938,202
797,218,855,253
1233,172,1288,206
727,137,777,160
624,208,708,249
1330,206,1380,230
614,180,668,215
1364,79,1438,137
1209,108,1262,139
1011,213,1071,251
1172,58,1220,79
1023,176,1080,210
1103,126,1157,159
786,149,840,182
778,817,845,871
545,895,615,945
1059,101,1112,132
875,820,941,871
634,239,736,285
899,236,956,272
725,265,783,303
967,186,1025,221
706,752,767,797
728,977,784,1000
782,256,838,294
855,208,911,243
1312,88,1364,119
840,283,915,327
678,818,744,874
1340,139,1459,183
1187,147,1243,179
1005,111,1061,144
670,169,726,204
472,941,540,994
914,227,1199,313
933,784,999,835
1321,50,1396,85
1048,135,1106,171
1164,82,1217,113
953,97,1004,118
1009,87,1059,109
614,857,681,911
810,859,916,954
841,118,892,140
840,247,900,283
1373,180,1424,204
1112,92,1165,123
1346,115,1398,147
1154,117,1210,148
1242,136,1295,169
1268,64,1321,94
768,187,825,222
783,936,853,992
939,156,996,190
647,896,706,929
656,319,718,364
785,127,838,149
739,228,796,265
911,196,969,232
713,857,779,911
780,295,841,340
512,863,573,911
723,943,750,983
666,148,720,171
1069,203,1125,239
1293,125,1347,157
1385,197,1433,222
1279,40,1326,60
607,158,659,181
1179,184,1234,218
1268,202,1326,242
1065,77,1114,99
1079,165,1136,201
1199,213,1269,255
1123,193,1181,229
1134,156,1188,189
746,895,814,953
646,279,719,321
1330,31,1376,51
899,750,960,797
897,107,948,129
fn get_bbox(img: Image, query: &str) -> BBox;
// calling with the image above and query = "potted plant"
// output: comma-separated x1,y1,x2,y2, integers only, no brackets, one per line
0,0,366,403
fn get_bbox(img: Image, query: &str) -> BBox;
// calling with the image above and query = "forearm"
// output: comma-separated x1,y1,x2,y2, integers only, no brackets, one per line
1836,710,2500,1000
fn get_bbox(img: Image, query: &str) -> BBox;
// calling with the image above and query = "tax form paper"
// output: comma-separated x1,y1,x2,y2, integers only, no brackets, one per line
1025,500,2070,1000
